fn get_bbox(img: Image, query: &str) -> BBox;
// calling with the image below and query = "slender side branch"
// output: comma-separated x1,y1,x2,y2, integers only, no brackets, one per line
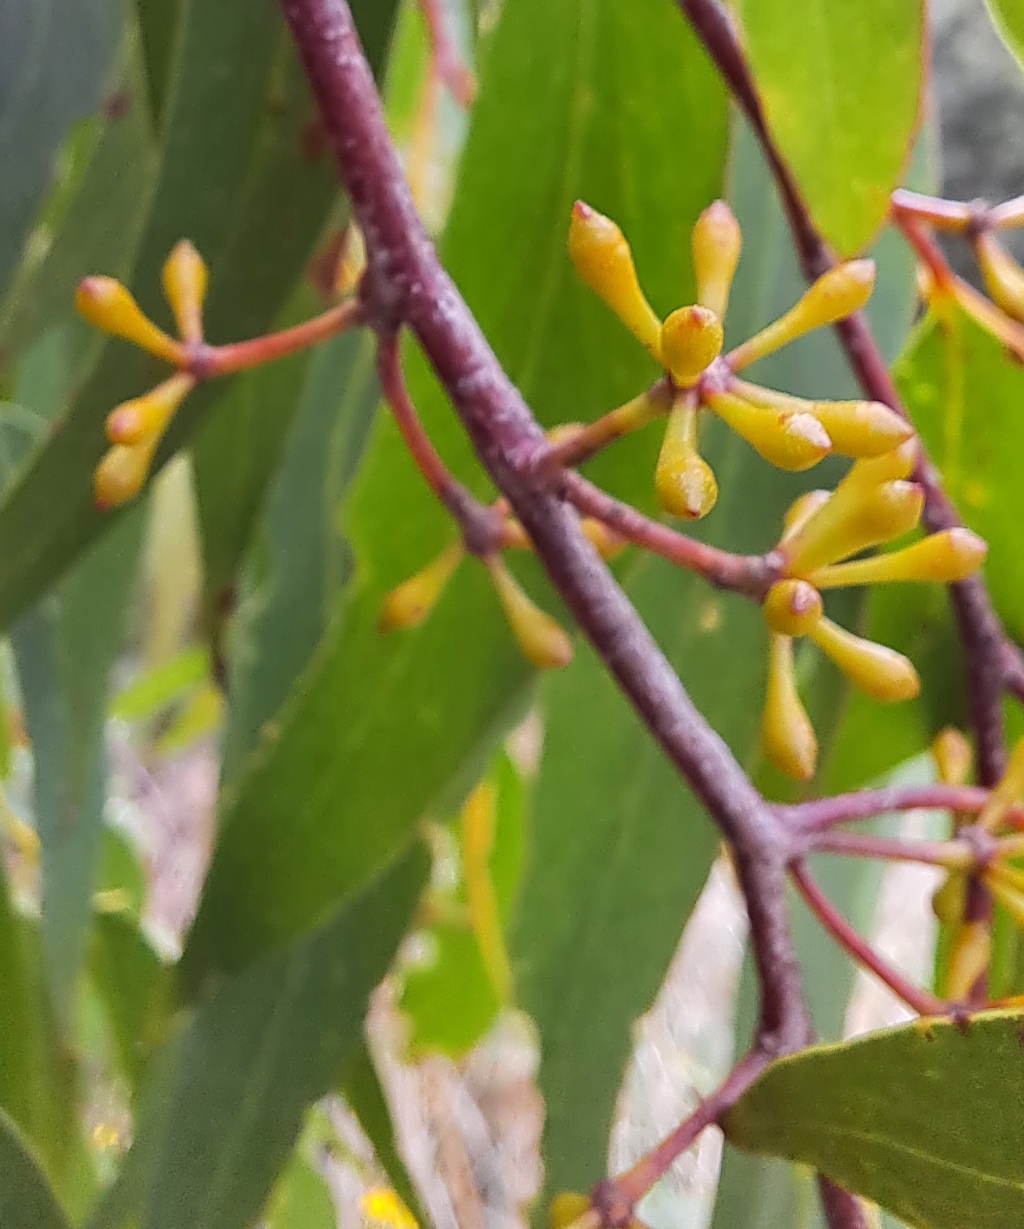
803,829,973,870
789,861,946,1018
193,298,364,377
783,783,996,832
560,470,778,599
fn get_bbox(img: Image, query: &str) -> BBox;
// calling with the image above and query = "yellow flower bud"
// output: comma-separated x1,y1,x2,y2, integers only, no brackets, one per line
975,230,1024,323
942,920,990,1000
932,727,972,788
692,200,742,318
377,541,464,632
568,201,662,357
94,439,159,510
581,518,627,559
761,633,817,780
978,735,1024,833
75,276,184,364
783,479,923,575
659,305,723,386
161,239,208,343
808,618,920,702
105,372,196,445
780,490,831,543
704,390,831,472
486,556,573,669
844,439,917,488
550,1192,591,1229
731,380,912,458
360,1188,418,1229
763,579,823,637
806,527,987,589
931,872,965,924
729,260,875,369
654,400,718,519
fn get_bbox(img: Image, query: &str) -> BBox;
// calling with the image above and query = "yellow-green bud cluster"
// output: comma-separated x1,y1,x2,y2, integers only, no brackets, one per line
76,240,208,509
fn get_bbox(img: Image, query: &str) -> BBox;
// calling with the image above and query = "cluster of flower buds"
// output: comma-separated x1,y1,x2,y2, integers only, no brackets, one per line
927,728,1024,1000
568,200,915,519
76,242,208,508
760,442,987,779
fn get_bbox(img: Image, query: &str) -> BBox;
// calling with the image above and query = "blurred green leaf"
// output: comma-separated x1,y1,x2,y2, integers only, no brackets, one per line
0,0,120,301
895,306,1024,640
135,0,183,126
95,827,147,918
0,1108,71,1229
88,912,168,1095
984,0,1024,65
723,1010,1024,1229
0,4,339,633
180,0,731,996
342,1039,429,1229
0,36,157,373
263,1154,335,1229
11,504,145,1026
399,752,524,1058
89,843,427,1229
219,328,379,786
109,645,210,722
732,0,924,255
0,868,90,1216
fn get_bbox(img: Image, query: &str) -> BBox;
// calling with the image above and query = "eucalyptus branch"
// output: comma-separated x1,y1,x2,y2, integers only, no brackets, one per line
782,782,1008,833
278,0,813,1218
802,829,973,870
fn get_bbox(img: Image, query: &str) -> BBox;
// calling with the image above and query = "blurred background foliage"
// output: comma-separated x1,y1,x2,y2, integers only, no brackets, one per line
0,1,1022,1228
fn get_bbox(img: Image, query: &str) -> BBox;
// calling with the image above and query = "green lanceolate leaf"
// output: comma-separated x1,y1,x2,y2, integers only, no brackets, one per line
179,0,730,995
342,1040,428,1229
732,0,924,255
218,327,379,786
0,1108,71,1229
89,843,427,1229
723,1010,1024,1229
263,1154,335,1229
895,305,1024,641
88,912,169,1096
0,0,120,301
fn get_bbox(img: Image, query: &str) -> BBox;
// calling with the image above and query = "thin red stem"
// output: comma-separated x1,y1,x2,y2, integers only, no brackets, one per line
194,298,363,377
789,860,945,1018
593,1050,768,1217
890,188,976,232
803,829,973,870
783,783,996,833
416,0,475,106
560,471,778,599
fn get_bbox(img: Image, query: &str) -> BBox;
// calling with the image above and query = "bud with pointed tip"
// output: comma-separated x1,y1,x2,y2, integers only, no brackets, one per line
692,200,742,318
659,304,723,386
105,372,196,445
568,201,662,356
486,556,573,669
807,527,987,589
975,230,1024,323
655,400,718,519
783,479,924,575
378,541,464,632
942,919,991,1000
731,380,913,458
729,260,876,369
761,633,817,780
162,240,208,343
808,618,920,701
763,579,823,637
550,1193,591,1229
705,390,831,471
75,276,184,364
979,735,1024,833
932,727,973,788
